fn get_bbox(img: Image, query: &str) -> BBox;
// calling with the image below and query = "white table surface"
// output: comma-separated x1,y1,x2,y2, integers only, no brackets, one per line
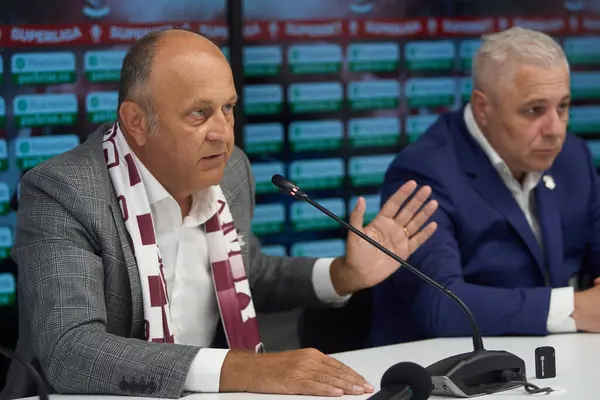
19,333,599,400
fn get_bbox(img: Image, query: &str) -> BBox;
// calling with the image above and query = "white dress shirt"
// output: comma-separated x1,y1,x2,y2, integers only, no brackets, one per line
132,153,349,393
464,104,576,333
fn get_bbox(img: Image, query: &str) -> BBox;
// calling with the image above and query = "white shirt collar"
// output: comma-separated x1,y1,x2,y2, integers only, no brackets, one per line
130,151,219,226
463,103,542,192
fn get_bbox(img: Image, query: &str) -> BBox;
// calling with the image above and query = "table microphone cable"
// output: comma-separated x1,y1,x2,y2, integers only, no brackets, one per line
0,344,49,400
481,370,554,396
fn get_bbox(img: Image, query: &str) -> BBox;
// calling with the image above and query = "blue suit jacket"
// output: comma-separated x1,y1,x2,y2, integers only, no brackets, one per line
370,108,600,346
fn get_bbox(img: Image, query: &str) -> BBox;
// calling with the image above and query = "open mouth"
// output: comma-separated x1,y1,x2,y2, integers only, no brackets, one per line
202,153,224,160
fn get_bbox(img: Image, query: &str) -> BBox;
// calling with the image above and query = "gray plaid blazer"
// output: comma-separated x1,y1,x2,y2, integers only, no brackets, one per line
1,123,321,399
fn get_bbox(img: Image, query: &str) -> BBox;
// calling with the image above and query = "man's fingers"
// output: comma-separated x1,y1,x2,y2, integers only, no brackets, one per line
408,221,438,252
294,379,344,397
594,277,600,286
311,373,366,395
349,197,366,230
393,185,432,228
403,199,439,237
379,180,418,218
320,356,373,390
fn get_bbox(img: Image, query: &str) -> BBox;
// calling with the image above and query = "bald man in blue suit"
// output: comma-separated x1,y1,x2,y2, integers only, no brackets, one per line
370,27,600,346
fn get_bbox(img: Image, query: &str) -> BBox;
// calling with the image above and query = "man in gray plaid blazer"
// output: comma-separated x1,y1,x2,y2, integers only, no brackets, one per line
1,30,438,399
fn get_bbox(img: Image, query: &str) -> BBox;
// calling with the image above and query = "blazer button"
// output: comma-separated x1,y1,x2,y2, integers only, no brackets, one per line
118,379,129,392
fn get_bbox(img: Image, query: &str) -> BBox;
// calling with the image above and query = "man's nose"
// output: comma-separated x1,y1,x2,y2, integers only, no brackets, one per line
542,109,567,137
205,112,233,141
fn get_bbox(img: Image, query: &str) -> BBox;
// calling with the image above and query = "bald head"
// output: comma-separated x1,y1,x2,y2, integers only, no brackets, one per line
117,29,230,124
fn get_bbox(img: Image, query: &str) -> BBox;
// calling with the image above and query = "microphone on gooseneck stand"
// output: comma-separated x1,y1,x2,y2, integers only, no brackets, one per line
272,174,553,398
0,344,49,400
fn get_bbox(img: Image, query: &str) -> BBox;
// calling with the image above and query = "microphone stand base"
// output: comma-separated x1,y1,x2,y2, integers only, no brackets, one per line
426,350,526,397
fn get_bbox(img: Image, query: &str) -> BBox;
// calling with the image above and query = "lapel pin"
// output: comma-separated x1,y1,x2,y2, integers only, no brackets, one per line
543,175,555,190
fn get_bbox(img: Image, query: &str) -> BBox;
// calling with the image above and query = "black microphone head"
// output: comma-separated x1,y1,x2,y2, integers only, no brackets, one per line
271,174,307,199
271,174,286,188
380,362,432,400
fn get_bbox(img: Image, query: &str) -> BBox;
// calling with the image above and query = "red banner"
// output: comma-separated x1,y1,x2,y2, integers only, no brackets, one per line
354,19,427,38
0,16,595,47
280,20,346,40
581,16,600,33
437,17,498,36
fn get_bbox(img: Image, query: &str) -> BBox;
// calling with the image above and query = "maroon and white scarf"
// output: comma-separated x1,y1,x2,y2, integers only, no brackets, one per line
102,123,263,352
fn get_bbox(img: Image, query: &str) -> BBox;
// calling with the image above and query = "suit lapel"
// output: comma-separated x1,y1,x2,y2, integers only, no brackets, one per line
535,174,562,286
454,115,545,275
108,187,146,337
471,169,545,274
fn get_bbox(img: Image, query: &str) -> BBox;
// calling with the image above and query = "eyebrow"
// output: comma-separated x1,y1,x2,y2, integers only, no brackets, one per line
521,94,571,106
186,94,238,109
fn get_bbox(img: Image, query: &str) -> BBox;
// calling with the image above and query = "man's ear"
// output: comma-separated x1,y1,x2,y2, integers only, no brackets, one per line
118,100,149,146
470,89,491,128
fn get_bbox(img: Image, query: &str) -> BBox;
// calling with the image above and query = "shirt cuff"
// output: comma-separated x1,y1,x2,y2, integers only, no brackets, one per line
547,287,577,333
184,348,230,392
312,257,351,306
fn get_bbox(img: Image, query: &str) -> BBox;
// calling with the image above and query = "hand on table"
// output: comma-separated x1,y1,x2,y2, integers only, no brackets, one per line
219,348,374,396
572,277,600,332
331,180,439,296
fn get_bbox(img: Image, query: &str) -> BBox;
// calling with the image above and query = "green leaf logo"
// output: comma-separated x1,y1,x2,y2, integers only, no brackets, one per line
17,99,27,112
15,57,26,70
19,141,30,155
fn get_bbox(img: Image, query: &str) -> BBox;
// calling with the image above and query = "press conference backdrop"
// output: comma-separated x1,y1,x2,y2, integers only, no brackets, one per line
0,0,599,390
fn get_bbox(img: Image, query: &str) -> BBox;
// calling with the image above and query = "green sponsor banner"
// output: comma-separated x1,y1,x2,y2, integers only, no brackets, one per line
571,72,600,100
289,158,345,190
348,42,400,72
0,140,7,171
348,80,400,111
459,40,481,70
569,106,600,135
289,120,343,151
84,50,126,82
0,96,5,128
251,162,285,194
244,84,283,115
15,134,80,170
0,182,10,215
244,123,284,154
406,115,439,142
244,46,282,76
12,52,76,85
252,203,285,236
0,227,13,261
291,239,345,257
288,44,342,74
564,37,600,66
86,91,118,123
405,40,456,70
405,77,457,108
0,273,16,307
348,116,400,148
288,82,343,113
587,140,600,166
262,245,287,257
460,77,472,102
348,154,395,186
14,94,78,127
291,199,346,231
